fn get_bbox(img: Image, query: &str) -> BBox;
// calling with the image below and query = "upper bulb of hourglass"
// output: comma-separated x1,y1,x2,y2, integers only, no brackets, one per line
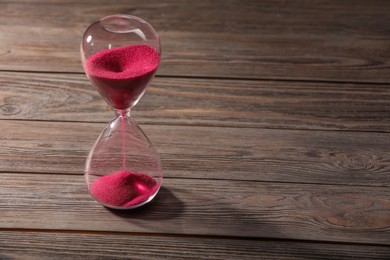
81,14,161,111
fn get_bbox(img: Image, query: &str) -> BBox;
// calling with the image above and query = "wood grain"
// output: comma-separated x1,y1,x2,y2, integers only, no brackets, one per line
1,0,389,258
0,173,388,245
0,231,389,259
0,1,390,82
1,72,390,132
0,120,389,186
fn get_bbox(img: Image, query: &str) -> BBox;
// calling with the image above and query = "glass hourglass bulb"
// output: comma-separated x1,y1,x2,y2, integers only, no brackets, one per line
81,15,163,209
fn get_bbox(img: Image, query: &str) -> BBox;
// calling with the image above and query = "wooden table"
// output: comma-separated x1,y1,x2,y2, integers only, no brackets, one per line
0,1,389,259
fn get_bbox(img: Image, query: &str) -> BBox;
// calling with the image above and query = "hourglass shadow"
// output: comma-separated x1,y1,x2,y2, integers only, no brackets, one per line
106,187,184,220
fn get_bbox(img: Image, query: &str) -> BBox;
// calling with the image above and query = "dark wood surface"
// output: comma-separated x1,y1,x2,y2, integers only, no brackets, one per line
0,0,389,259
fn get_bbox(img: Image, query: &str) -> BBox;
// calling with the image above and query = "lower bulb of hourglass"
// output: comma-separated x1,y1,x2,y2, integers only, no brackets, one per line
85,115,163,209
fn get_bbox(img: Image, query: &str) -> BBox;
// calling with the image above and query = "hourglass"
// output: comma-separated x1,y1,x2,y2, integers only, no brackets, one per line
81,14,163,209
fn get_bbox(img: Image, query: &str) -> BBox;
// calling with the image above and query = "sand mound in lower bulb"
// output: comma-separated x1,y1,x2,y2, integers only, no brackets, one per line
91,171,158,208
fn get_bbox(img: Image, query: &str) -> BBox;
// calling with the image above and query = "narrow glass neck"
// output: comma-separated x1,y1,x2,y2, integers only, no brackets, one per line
115,108,131,117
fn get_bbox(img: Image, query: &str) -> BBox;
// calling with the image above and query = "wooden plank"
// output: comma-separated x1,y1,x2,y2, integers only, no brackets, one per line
0,120,389,186
0,1,390,82
0,231,389,259
1,72,390,132
0,173,388,244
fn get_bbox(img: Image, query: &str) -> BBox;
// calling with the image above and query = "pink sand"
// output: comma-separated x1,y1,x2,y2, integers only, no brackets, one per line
91,171,158,208
86,45,160,110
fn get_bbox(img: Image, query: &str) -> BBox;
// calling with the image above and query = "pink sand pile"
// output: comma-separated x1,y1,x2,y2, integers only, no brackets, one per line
91,171,158,208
